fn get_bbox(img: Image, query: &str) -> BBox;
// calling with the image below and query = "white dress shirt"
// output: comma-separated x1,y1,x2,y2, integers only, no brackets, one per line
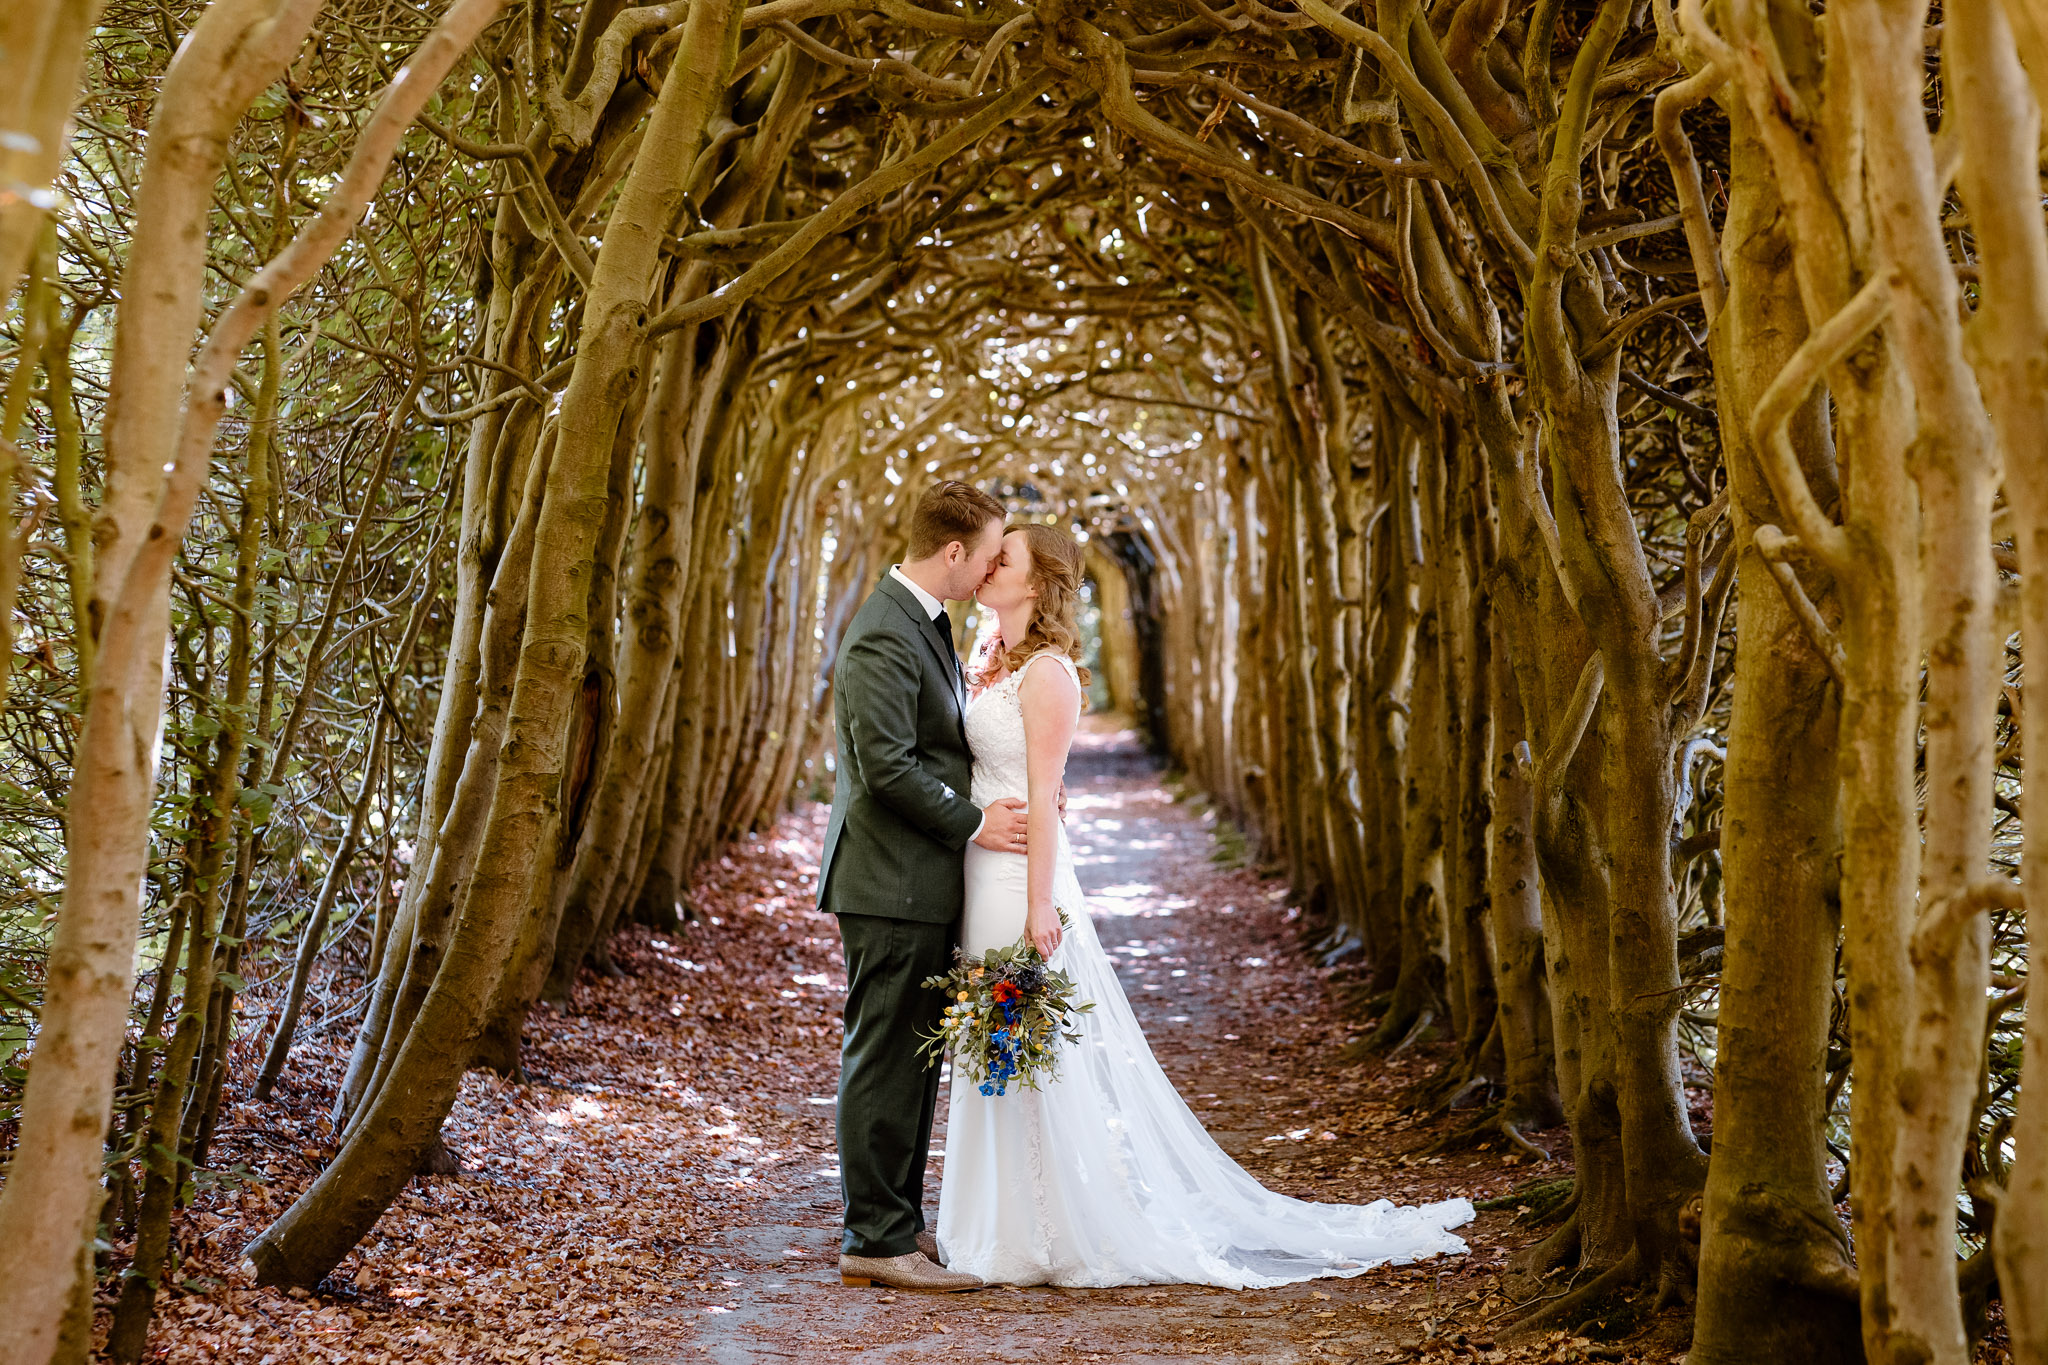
890,565,986,841
889,564,946,620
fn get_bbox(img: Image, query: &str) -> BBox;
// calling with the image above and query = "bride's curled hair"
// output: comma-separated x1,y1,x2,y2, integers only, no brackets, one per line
977,523,1094,691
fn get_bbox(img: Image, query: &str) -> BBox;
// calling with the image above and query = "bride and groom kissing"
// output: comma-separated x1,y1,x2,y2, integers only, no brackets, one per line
816,480,1474,1293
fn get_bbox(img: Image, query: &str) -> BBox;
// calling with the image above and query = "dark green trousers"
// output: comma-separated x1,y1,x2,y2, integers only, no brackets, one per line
835,913,954,1258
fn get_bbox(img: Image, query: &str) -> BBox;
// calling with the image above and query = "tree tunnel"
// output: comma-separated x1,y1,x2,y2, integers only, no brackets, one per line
0,2,2043,1363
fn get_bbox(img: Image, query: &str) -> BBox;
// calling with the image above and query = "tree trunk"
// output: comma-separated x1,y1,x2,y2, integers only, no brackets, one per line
1691,90,1861,1362
1833,5,2003,1360
1486,615,1561,1133
334,166,567,1128
544,305,712,972
0,0,103,309
246,0,743,1285
0,4,325,1354
1949,0,2048,1353
478,370,643,1066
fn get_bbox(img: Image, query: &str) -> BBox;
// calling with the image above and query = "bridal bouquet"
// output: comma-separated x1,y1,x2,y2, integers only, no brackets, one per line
919,926,1094,1096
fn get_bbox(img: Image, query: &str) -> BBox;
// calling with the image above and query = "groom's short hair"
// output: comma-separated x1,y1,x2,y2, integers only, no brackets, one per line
907,480,1006,560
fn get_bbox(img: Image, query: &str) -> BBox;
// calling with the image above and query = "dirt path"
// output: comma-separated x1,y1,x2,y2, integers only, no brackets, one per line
152,721,1547,1364
665,722,1533,1364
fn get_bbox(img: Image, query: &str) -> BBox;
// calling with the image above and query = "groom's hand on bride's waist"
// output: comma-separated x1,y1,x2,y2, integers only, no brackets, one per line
974,797,1029,853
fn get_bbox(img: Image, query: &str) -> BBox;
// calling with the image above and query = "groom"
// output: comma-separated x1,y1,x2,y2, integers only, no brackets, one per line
819,480,1026,1293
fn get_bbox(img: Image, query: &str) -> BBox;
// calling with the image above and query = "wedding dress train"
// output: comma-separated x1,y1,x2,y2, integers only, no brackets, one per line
936,651,1474,1288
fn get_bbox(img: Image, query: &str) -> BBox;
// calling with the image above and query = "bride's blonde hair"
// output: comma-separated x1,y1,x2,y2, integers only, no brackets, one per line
974,523,1094,691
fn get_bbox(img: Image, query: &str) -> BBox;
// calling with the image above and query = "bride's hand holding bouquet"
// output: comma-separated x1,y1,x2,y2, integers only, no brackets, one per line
1024,898,1063,959
918,917,1094,1096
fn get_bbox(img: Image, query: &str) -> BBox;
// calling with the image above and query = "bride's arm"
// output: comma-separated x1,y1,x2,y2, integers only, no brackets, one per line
1019,658,1082,958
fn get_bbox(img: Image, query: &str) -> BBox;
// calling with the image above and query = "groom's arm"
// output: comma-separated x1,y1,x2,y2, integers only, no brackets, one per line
840,628,984,850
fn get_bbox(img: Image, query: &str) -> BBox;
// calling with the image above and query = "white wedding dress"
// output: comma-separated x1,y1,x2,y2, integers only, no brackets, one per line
936,651,1475,1288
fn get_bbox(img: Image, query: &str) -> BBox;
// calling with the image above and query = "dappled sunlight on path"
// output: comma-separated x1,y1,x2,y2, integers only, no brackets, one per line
145,718,1552,1364
669,719,1540,1364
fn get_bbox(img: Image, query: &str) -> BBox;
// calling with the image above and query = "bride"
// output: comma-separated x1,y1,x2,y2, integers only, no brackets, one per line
935,522,1475,1289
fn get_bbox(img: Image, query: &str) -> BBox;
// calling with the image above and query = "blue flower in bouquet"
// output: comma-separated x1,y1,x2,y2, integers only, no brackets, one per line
919,914,1095,1095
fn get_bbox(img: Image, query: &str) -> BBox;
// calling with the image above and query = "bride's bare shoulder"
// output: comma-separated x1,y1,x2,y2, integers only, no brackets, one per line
1016,652,1082,705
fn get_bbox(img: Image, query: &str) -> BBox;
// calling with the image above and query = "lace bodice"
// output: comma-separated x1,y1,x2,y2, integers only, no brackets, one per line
965,651,1081,807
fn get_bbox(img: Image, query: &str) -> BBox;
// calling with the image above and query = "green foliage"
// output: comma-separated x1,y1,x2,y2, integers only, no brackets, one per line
1473,1176,1576,1226
919,922,1095,1096
1,0,474,1204
1209,818,1249,869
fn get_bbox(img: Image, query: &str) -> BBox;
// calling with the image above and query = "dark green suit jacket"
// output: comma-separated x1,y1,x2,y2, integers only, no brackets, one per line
818,574,982,923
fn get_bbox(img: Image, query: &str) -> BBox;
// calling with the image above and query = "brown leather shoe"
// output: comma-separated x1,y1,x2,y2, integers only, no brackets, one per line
915,1229,944,1264
839,1251,981,1292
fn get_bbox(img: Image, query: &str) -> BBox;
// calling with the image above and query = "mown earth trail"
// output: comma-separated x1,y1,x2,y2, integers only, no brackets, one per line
147,722,1585,1364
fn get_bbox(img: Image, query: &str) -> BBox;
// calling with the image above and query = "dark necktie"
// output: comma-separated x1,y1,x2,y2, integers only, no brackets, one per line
926,610,964,704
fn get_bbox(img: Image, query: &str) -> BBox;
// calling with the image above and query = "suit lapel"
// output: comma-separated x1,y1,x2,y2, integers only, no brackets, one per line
877,576,965,715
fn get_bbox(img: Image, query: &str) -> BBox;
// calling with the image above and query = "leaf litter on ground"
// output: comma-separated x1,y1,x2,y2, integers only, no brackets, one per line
126,728,1626,1364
